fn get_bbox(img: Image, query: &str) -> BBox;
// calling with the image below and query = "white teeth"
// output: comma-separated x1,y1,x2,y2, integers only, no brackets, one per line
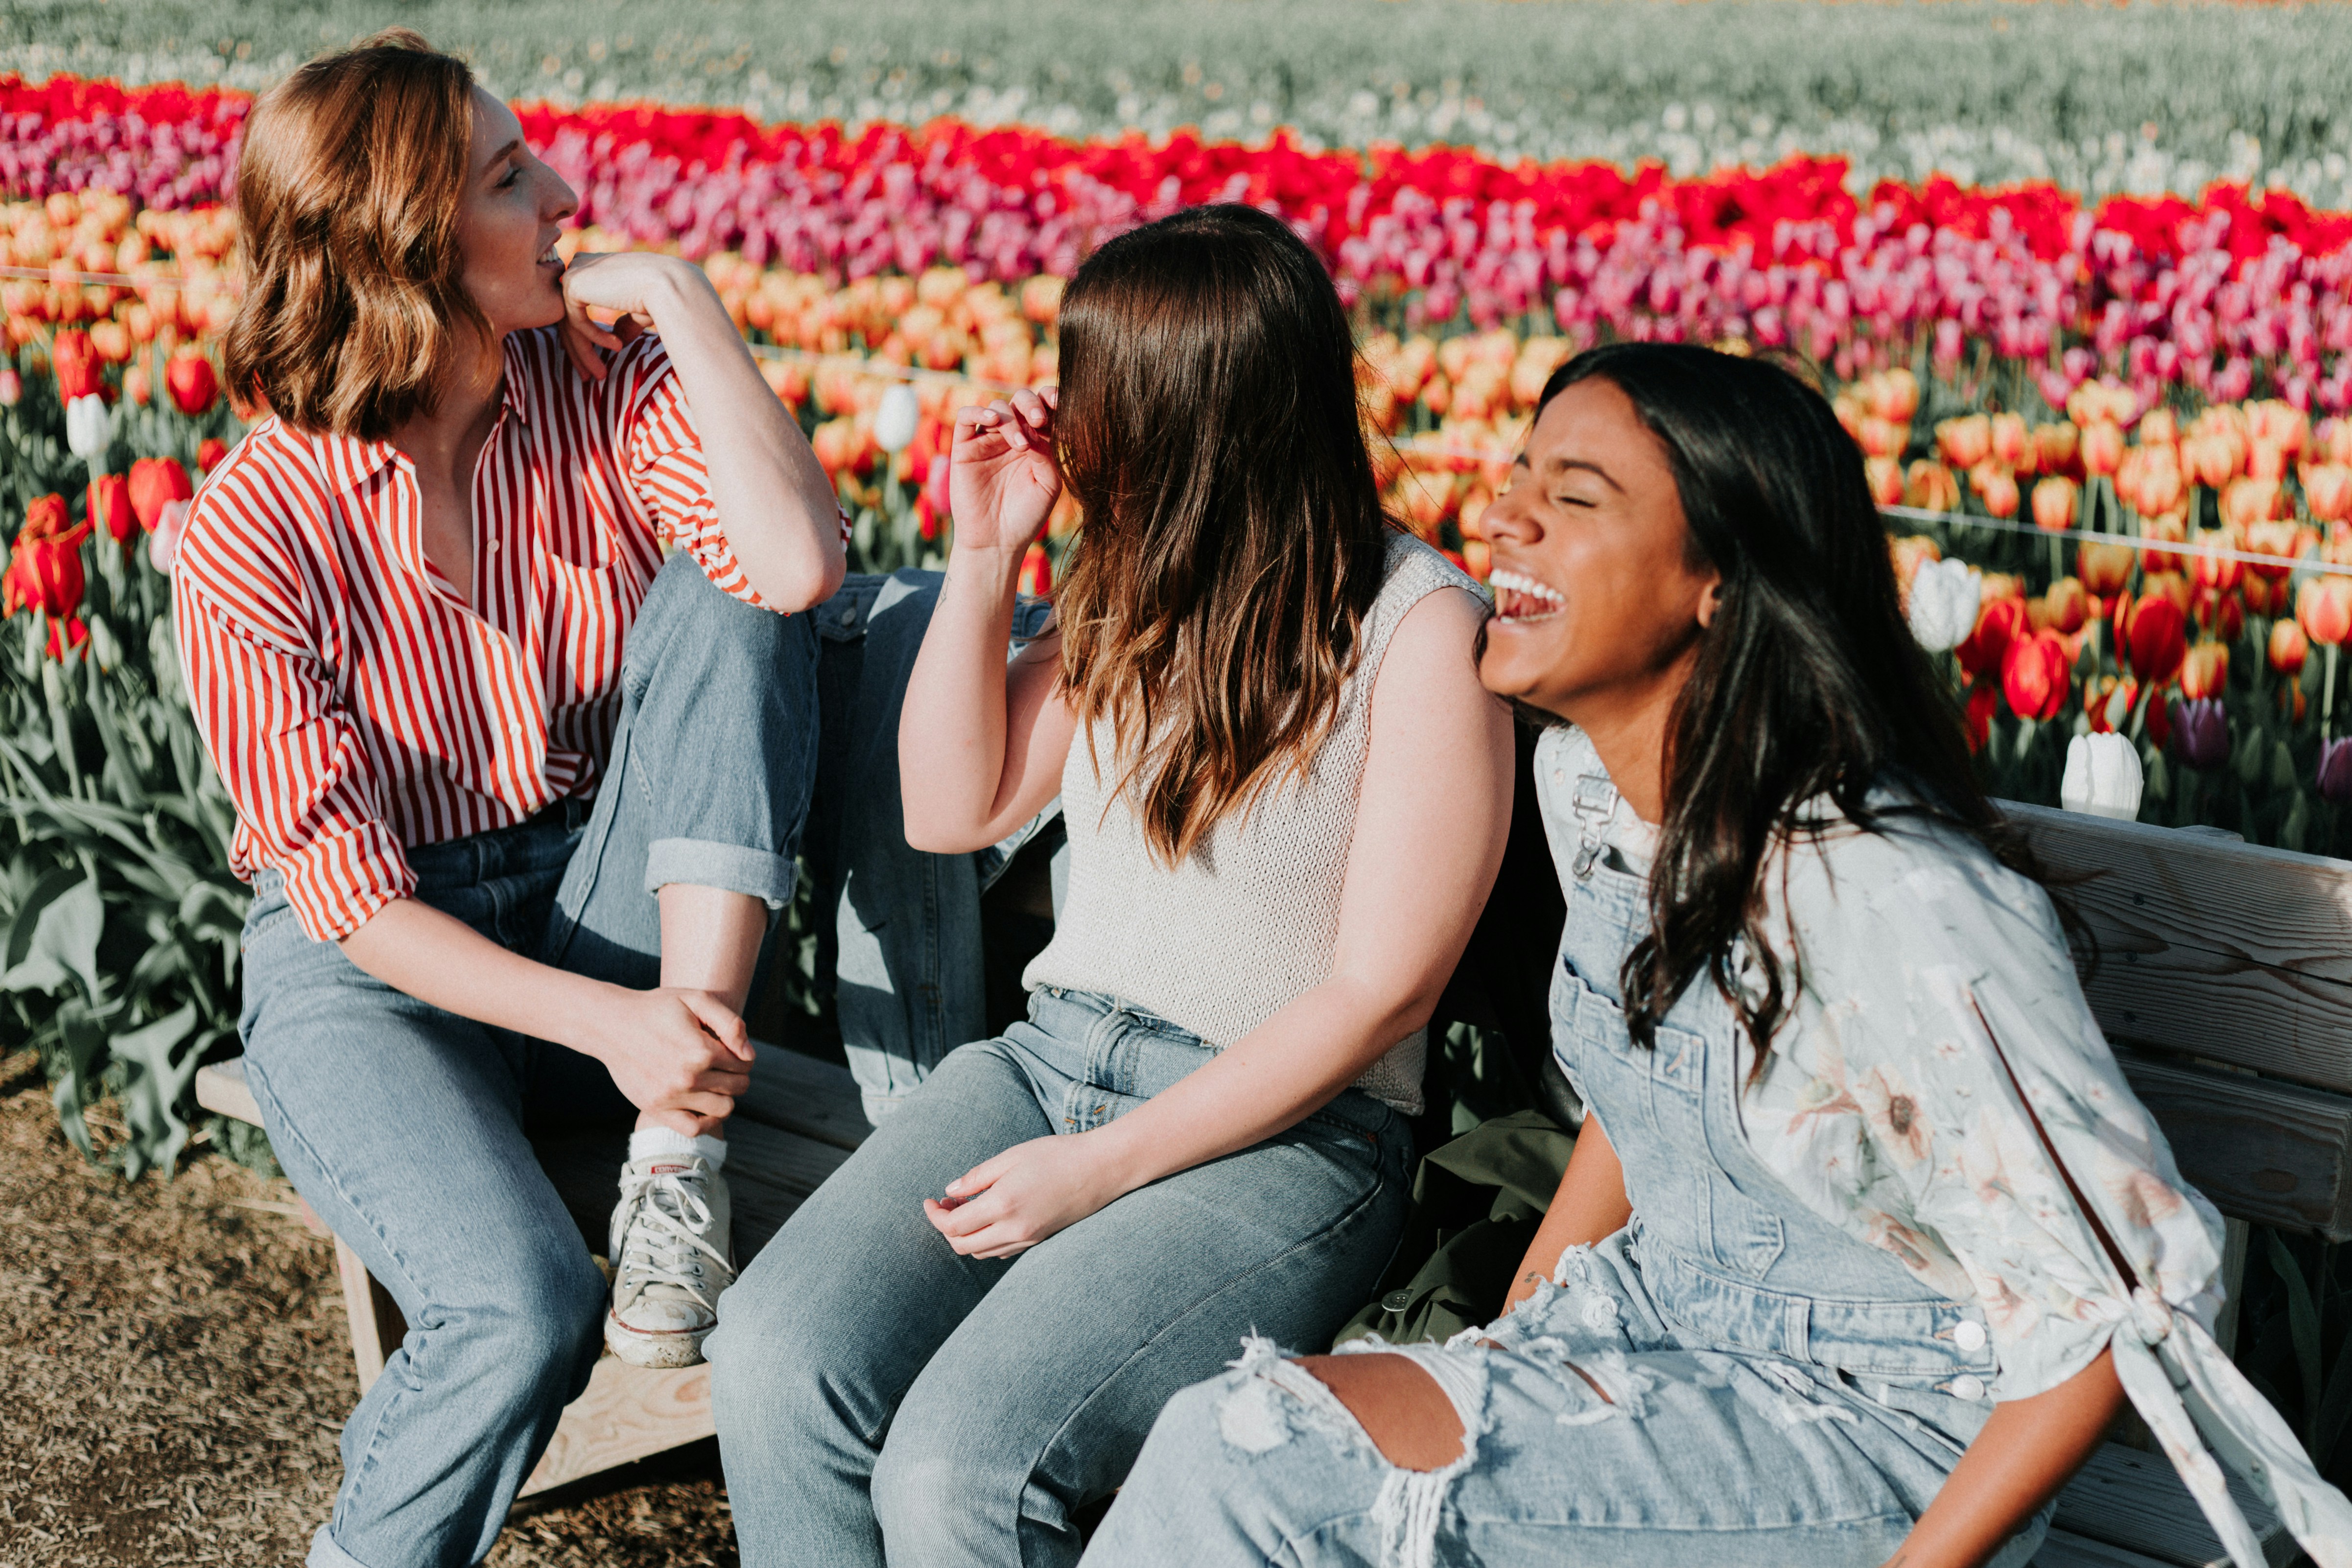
1488,568,1565,608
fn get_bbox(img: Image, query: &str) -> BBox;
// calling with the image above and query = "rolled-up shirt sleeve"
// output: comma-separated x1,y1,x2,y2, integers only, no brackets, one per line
171,545,415,943
613,332,851,612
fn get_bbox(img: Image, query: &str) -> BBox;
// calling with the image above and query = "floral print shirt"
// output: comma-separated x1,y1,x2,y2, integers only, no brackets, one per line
1536,724,2352,1567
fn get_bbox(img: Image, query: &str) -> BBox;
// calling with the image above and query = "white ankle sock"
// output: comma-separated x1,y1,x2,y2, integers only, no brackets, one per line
628,1126,728,1169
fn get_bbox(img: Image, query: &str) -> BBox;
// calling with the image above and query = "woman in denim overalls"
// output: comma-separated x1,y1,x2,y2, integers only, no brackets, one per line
1091,346,2352,1568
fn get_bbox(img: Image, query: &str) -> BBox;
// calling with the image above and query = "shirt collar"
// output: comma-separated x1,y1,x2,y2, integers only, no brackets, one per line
314,346,533,496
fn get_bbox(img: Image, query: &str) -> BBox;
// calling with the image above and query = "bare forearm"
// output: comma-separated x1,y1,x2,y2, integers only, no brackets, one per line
1887,1350,2125,1568
1089,979,1421,1192
1501,1116,1632,1312
898,544,1028,850
644,269,843,611
338,897,612,1053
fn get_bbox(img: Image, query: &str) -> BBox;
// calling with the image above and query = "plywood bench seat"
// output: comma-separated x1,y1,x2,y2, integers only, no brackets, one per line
193,1040,868,1497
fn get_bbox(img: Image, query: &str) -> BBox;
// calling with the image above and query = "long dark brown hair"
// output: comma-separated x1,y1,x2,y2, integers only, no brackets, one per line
1053,204,1395,864
1538,344,2065,1065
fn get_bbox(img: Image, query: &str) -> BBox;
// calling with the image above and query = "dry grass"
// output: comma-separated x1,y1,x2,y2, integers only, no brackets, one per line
0,1051,738,1567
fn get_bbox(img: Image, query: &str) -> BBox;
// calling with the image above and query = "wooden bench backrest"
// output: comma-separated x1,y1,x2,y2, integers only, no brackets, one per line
2005,801,2352,1240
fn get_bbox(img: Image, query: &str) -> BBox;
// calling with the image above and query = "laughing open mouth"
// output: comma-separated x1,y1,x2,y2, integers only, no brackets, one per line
1489,567,1565,624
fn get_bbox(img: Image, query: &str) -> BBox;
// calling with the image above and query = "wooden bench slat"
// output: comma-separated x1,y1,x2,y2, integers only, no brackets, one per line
737,1042,871,1151
2050,1443,2289,1568
2119,1053,2352,1239
520,1359,715,1498
2011,801,2352,1093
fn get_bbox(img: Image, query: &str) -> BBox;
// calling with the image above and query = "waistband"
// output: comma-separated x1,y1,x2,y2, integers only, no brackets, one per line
1026,984,1401,1141
248,801,588,907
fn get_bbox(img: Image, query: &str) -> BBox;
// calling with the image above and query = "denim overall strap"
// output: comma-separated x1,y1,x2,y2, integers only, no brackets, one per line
1551,767,1999,1399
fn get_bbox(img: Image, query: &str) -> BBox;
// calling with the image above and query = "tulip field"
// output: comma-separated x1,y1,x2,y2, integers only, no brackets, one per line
11,33,2352,1174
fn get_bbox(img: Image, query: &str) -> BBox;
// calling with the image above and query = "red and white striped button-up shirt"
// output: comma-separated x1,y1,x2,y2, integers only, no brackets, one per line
173,326,847,944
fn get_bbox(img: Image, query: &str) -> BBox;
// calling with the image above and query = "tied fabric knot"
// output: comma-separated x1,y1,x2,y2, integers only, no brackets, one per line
2128,1285,2176,1347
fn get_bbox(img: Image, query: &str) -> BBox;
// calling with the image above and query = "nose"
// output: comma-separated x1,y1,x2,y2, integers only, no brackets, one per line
542,164,579,227
1480,480,1539,548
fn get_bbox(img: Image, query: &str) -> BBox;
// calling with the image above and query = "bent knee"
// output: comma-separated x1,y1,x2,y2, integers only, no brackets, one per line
1293,1354,1465,1472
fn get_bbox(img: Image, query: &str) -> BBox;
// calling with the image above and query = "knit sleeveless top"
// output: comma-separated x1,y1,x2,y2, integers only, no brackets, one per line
1023,532,1482,1113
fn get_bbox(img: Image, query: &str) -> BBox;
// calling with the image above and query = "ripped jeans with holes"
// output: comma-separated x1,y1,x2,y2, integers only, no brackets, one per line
1086,1228,2046,1568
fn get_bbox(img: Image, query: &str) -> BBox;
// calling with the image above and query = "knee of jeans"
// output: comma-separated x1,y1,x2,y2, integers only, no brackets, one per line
706,1261,833,1412
495,1250,607,1383
869,1417,987,1546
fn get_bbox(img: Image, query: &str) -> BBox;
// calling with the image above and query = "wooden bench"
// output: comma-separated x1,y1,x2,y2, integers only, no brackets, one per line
193,1039,870,1497
194,798,2344,1559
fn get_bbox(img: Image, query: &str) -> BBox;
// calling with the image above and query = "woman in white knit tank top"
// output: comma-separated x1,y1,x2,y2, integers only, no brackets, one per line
708,205,1512,1567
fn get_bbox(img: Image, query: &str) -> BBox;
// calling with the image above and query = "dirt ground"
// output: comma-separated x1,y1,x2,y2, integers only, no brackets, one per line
0,1050,738,1568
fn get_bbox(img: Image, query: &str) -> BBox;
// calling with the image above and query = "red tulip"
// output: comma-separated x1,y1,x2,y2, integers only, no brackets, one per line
1019,542,1053,597
51,328,103,402
2001,630,2070,721
165,351,218,416
1955,593,2028,682
1964,679,1999,754
2122,591,2188,686
86,473,134,547
1,495,92,627
196,437,228,474
127,456,193,533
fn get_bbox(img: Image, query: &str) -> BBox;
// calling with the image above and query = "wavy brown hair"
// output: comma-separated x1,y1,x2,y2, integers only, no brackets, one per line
222,29,484,440
1053,205,1397,866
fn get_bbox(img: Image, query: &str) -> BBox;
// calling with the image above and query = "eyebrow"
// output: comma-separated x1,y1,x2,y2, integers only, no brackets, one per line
1516,451,1624,492
481,138,523,176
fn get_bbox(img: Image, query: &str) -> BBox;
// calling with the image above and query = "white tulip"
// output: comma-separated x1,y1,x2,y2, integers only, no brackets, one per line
2061,733,2144,821
874,383,920,454
1906,557,1982,653
64,393,111,467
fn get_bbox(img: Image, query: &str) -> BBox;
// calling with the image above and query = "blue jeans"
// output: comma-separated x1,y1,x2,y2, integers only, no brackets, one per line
706,986,1414,1568
236,556,821,1568
1089,757,2039,1568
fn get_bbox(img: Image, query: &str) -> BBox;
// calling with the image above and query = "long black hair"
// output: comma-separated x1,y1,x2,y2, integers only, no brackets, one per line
1537,343,2053,1066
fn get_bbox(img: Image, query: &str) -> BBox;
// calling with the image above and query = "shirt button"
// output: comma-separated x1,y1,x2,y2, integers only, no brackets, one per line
1953,1320,1987,1354
1950,1374,1985,1402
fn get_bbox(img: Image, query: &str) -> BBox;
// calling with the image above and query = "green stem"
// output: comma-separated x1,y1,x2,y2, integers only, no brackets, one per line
2328,643,2340,742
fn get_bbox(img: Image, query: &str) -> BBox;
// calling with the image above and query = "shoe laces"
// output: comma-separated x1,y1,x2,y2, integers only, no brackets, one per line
612,1161,730,1311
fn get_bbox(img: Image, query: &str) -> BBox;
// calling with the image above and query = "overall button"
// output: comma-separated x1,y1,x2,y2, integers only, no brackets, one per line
1382,1290,1414,1313
1952,1320,1987,1354
1950,1374,1985,1402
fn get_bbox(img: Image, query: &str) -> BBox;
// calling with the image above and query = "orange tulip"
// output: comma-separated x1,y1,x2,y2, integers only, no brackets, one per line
2077,540,2135,599
2043,576,2090,635
2305,465,2352,523
1936,414,1993,470
2272,618,2312,674
2320,418,2352,467
2136,450,2185,516
2121,591,2188,686
1904,460,1960,513
1868,368,1920,423
2298,575,2352,647
2248,440,2290,483
2002,630,2071,722
1973,463,2021,519
2034,421,2080,475
2138,408,2179,447
2180,641,2230,701
1859,416,1908,458
2191,533,2243,594
1991,412,2032,471
2185,430,2242,489
2031,476,2079,534
1888,534,1941,596
1864,455,1905,508
2080,421,2125,479
2221,476,2285,530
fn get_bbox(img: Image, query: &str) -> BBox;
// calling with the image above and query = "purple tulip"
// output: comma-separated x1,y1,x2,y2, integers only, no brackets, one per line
2321,738,2352,805
2169,698,2231,771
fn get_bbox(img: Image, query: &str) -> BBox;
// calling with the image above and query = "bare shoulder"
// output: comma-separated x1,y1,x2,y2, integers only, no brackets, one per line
1375,582,1496,700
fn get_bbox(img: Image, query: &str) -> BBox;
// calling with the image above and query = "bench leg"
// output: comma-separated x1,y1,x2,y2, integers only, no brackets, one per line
334,1236,408,1395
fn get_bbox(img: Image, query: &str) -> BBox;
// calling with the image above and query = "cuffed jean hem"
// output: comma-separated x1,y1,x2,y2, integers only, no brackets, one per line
642,835,800,910
308,1524,379,1568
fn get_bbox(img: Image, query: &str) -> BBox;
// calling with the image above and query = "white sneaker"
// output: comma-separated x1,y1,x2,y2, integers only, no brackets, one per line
604,1153,735,1369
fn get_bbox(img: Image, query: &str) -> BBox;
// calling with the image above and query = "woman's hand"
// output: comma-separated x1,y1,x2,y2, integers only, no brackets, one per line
567,983,755,1123
555,250,702,381
949,389,1061,562
922,1131,1132,1260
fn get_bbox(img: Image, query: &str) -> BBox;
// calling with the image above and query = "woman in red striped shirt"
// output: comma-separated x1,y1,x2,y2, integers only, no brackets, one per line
171,33,845,1568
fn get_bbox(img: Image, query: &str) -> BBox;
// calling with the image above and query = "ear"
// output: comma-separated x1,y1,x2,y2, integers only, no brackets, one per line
1694,578,1726,631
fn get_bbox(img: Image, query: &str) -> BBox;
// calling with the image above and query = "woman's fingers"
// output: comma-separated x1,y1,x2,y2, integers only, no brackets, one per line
678,991,754,1060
